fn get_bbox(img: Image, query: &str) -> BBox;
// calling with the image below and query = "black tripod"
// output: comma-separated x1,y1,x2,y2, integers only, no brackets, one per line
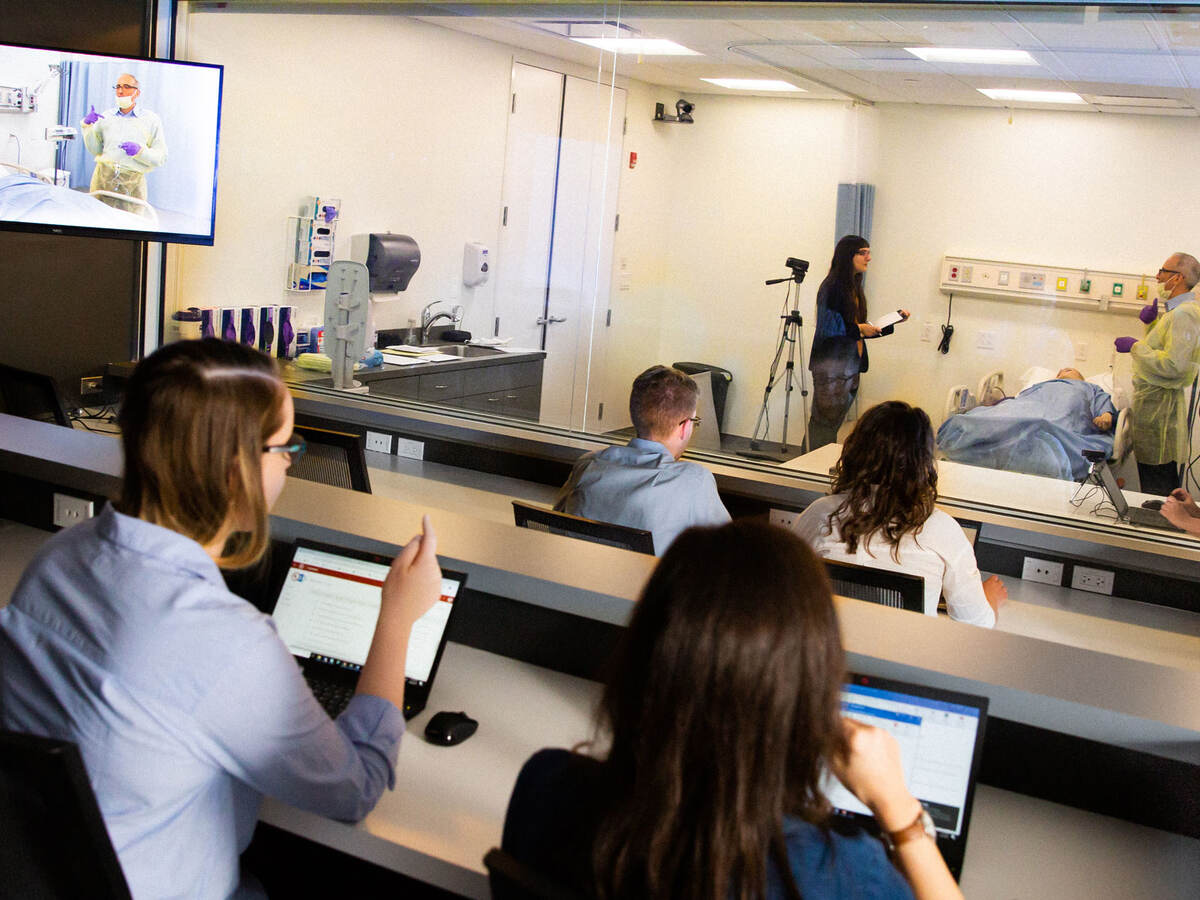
741,262,810,461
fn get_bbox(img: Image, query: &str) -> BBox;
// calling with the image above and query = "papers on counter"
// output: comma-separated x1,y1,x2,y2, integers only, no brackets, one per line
381,351,458,365
871,310,907,330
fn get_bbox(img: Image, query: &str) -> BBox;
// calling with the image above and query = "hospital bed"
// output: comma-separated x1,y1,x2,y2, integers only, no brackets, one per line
0,165,158,228
939,365,1135,482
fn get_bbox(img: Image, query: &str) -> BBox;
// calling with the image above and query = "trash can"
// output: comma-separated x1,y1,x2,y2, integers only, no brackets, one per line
673,362,732,432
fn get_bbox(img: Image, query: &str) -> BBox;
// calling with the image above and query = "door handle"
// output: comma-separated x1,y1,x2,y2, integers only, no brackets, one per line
535,316,567,325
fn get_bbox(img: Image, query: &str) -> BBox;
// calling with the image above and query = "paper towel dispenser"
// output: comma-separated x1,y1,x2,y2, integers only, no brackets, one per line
350,233,421,294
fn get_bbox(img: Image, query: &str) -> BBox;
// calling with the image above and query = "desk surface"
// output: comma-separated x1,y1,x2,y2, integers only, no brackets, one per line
261,642,1199,900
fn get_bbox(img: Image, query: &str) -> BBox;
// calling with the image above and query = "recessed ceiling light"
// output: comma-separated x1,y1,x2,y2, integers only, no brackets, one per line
1084,94,1185,108
978,88,1086,104
571,37,700,56
907,47,1037,66
700,78,805,92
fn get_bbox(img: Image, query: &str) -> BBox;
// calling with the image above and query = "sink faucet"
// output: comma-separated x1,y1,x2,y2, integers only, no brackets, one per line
419,301,455,344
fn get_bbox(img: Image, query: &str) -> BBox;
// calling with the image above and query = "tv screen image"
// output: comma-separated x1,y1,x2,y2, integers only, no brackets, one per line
0,42,222,245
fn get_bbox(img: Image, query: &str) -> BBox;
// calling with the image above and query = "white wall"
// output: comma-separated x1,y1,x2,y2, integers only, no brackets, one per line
173,11,514,339
0,47,64,175
868,104,1200,421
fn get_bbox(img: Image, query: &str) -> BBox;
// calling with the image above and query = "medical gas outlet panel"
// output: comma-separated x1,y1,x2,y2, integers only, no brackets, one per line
940,256,1150,314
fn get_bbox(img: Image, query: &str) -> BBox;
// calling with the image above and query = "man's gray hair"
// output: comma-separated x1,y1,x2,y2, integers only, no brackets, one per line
1176,253,1200,289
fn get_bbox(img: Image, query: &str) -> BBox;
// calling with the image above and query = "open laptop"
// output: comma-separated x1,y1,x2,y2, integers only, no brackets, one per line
1090,458,1182,531
269,538,465,720
821,673,988,880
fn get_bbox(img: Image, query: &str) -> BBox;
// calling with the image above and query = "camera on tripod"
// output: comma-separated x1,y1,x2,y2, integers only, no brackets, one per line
785,257,809,276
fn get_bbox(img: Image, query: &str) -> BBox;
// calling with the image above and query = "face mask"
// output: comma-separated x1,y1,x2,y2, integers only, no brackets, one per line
115,94,134,110
1157,279,1175,303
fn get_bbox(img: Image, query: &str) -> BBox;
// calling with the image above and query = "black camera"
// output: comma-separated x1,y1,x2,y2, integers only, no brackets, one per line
676,99,694,123
786,257,810,273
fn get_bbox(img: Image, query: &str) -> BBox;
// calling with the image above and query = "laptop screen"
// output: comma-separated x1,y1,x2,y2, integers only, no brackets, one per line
271,542,462,686
821,674,988,877
1093,460,1130,515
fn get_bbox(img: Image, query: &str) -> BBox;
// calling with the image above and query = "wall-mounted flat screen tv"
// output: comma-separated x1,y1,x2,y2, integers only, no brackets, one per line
0,41,222,245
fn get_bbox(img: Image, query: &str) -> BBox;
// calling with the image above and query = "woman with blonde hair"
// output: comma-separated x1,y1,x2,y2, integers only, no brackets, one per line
1,339,441,899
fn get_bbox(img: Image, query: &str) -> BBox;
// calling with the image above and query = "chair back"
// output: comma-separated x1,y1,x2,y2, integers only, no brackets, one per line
0,730,131,899
288,423,372,493
512,501,655,555
825,558,925,613
484,847,588,900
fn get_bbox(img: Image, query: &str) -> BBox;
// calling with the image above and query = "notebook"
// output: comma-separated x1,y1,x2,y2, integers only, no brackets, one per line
821,673,989,880
1090,458,1182,531
269,538,465,720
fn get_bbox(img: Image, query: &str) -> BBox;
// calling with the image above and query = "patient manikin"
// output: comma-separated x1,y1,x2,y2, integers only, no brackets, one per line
937,367,1118,480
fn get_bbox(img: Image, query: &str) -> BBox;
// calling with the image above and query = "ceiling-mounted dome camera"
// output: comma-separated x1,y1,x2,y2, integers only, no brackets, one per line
676,98,695,123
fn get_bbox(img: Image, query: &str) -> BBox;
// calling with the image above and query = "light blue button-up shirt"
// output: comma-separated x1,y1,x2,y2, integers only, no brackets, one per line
0,505,405,899
554,437,731,554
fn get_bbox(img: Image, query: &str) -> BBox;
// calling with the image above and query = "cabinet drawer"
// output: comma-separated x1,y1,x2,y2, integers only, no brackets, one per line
501,384,541,420
462,359,542,394
369,375,420,400
418,371,464,401
461,391,506,413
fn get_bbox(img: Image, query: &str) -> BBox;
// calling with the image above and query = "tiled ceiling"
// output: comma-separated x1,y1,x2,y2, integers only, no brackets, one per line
413,2,1200,116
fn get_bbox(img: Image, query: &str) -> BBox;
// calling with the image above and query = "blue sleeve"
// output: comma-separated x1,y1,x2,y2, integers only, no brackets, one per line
1091,385,1118,420
192,624,405,822
814,283,849,341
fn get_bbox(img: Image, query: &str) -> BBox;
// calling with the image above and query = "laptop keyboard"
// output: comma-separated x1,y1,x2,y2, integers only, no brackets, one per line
305,672,355,719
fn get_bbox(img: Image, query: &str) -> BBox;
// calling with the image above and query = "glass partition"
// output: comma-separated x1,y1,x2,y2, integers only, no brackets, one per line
170,1,1200,545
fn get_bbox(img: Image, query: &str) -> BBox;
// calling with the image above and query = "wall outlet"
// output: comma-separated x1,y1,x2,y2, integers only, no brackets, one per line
1071,566,1114,595
395,437,425,460
977,330,996,350
921,321,936,343
365,430,392,453
769,508,799,529
53,493,94,528
1021,556,1063,586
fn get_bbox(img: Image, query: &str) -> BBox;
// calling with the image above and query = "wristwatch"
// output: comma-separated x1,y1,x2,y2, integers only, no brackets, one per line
882,806,937,854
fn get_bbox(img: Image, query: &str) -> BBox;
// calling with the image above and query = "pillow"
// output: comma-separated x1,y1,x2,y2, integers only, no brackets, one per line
1018,366,1057,393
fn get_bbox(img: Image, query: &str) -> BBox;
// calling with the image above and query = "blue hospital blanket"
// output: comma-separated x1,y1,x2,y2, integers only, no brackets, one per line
937,379,1118,480
0,173,153,229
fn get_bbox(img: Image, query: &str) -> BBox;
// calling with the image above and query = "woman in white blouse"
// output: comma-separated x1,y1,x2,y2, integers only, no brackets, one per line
793,401,1005,627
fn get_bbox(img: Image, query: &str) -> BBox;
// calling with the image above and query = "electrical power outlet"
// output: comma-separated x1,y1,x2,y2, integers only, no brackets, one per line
1071,566,1114,595
395,437,425,460
921,322,936,343
977,330,996,350
53,493,94,528
769,508,799,529
1021,556,1063,586
365,430,392,453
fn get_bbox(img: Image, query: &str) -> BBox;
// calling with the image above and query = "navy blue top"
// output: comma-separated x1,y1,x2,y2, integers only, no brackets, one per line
809,279,894,376
502,748,915,899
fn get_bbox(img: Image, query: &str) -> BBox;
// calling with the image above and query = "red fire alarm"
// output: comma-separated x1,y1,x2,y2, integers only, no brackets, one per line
629,151,638,169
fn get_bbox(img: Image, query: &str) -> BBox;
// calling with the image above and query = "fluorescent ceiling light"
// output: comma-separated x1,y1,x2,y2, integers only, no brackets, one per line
907,47,1037,66
1085,94,1185,108
572,37,700,56
700,78,805,92
978,88,1086,104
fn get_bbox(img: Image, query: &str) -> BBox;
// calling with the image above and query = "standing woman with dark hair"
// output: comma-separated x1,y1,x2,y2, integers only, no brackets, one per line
0,339,442,899
794,401,1005,627
807,235,908,451
501,520,963,900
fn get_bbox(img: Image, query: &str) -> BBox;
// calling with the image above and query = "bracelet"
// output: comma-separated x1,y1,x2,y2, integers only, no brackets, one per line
881,806,936,854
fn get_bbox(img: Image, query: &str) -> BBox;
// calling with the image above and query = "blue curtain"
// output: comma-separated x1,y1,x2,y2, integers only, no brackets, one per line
836,182,875,242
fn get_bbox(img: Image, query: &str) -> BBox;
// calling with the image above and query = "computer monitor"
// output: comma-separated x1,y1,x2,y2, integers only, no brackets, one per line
824,558,925,613
288,424,371,494
0,362,72,427
512,501,656,555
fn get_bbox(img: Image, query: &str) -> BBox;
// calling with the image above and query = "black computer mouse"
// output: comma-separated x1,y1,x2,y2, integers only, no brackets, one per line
424,710,478,746
1141,499,1164,511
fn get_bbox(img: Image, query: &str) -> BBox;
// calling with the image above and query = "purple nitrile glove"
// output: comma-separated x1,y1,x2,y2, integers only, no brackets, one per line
1138,299,1158,325
119,141,140,156
83,105,102,125
1114,336,1137,353
322,205,338,224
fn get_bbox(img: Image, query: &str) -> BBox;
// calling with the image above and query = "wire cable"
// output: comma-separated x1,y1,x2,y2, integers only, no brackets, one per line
937,292,954,354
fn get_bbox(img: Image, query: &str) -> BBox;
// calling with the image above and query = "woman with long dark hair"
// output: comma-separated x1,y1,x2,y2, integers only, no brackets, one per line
795,401,1005,626
501,520,962,900
807,235,908,451
0,339,442,898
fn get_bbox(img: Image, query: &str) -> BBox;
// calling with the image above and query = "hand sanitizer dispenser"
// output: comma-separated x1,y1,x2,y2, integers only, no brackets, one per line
463,242,489,287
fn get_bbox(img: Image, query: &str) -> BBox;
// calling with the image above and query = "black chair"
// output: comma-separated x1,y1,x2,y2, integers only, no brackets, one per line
0,730,131,899
483,847,588,900
288,423,372,493
0,362,73,427
824,558,925,613
512,501,656,555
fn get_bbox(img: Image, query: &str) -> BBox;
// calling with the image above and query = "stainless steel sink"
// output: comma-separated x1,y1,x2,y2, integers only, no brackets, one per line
425,344,501,358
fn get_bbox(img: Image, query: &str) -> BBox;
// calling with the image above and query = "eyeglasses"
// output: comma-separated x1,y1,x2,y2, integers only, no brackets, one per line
1158,268,1182,278
263,433,306,461
113,83,138,91
680,416,702,427
854,249,871,257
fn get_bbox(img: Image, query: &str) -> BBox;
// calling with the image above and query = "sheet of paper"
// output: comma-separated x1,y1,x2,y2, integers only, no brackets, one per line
872,310,905,330
381,353,425,366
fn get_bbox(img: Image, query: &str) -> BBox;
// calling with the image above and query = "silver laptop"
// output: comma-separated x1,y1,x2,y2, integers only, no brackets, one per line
1091,460,1182,531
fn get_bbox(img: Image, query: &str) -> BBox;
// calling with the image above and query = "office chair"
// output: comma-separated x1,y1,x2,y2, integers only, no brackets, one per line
483,847,589,900
0,730,132,899
512,501,656,555
824,558,925,613
0,361,73,427
288,423,372,493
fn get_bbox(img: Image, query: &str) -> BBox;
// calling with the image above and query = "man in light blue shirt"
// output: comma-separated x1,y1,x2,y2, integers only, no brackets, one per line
0,505,403,899
555,365,731,554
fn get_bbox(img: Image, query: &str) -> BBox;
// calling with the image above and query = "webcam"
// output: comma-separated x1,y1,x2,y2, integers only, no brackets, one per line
676,99,695,123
